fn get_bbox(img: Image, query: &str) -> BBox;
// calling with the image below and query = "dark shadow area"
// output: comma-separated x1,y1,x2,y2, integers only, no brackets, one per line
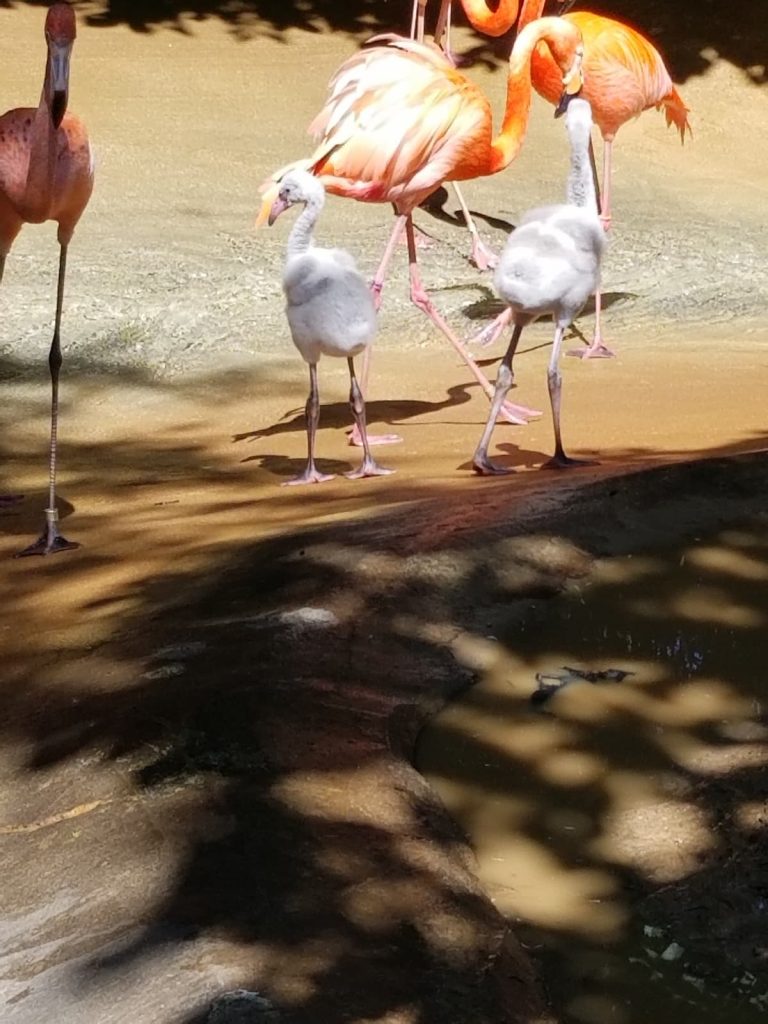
417,502,768,1022
1,352,767,1021
0,1,762,85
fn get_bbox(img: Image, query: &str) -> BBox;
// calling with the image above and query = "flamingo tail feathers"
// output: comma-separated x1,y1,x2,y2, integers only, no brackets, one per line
661,86,691,143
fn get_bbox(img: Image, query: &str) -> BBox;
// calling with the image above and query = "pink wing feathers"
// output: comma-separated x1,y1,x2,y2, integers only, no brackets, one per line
258,35,491,219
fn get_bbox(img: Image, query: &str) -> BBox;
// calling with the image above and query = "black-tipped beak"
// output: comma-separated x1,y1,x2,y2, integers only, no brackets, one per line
51,90,67,128
48,42,71,128
555,88,579,119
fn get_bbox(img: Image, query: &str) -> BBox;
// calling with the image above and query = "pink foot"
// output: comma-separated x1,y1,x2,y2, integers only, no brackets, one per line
282,466,335,486
468,309,513,349
347,424,402,447
470,237,498,272
498,400,542,426
567,341,616,359
345,456,395,480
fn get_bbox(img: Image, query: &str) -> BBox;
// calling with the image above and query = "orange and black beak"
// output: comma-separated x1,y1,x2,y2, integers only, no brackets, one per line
555,47,584,118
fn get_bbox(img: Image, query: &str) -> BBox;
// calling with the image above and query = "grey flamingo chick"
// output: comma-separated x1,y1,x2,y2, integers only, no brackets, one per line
268,170,394,486
472,96,605,475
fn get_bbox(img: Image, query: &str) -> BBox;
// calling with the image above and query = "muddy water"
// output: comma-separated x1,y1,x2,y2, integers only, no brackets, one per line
417,523,768,1023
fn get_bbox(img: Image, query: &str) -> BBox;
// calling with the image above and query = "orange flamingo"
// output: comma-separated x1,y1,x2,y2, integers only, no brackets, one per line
0,1,94,556
410,0,524,270
259,18,584,438
518,2,691,357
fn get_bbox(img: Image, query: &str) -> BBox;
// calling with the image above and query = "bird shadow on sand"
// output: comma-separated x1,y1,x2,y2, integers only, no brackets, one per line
232,387,476,446
456,440,560,475
246,453,356,481
418,186,516,237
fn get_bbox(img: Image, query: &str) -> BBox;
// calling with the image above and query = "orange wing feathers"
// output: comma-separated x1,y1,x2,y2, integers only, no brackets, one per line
268,36,491,209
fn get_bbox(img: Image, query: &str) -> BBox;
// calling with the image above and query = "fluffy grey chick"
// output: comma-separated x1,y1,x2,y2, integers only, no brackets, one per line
473,96,606,475
268,169,393,485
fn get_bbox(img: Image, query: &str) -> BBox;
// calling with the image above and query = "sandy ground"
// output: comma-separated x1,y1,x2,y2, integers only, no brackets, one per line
0,2,767,1022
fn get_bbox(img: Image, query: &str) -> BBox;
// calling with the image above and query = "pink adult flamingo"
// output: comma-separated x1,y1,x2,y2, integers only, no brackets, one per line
0,1,94,556
259,18,584,440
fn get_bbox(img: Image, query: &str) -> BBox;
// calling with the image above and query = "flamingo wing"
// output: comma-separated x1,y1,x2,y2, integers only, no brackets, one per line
304,36,491,205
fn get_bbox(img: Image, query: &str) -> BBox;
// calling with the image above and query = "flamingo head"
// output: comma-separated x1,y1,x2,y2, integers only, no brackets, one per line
45,3,77,129
266,170,325,227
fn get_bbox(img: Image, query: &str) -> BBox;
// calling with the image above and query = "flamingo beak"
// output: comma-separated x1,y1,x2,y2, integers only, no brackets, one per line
254,182,280,228
48,42,72,128
267,195,290,227
556,47,584,118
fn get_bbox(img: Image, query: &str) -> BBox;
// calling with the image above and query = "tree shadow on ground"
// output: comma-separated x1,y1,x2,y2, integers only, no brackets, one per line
1,363,768,1023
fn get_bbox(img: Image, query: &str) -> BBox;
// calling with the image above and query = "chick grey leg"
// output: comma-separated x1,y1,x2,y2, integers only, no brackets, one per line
345,358,394,480
472,324,524,475
285,362,335,486
544,325,599,469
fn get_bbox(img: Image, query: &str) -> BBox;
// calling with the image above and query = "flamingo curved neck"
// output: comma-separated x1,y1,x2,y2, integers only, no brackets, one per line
287,194,323,259
489,16,566,173
461,0,520,38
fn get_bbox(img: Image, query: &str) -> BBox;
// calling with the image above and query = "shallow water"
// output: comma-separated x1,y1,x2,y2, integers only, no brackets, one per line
417,523,768,1023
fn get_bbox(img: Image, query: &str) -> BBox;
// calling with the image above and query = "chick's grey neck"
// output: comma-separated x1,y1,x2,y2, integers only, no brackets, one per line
287,192,324,259
566,129,598,215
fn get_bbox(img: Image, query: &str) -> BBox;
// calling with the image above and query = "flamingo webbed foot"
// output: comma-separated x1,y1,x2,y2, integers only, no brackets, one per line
347,425,403,447
468,311,511,349
498,400,542,426
16,523,79,558
282,466,336,486
345,456,394,480
567,341,616,359
470,237,499,272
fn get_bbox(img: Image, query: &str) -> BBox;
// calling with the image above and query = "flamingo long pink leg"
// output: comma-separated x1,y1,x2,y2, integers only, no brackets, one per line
569,137,615,359
411,2,495,268
404,217,539,425
451,182,498,270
